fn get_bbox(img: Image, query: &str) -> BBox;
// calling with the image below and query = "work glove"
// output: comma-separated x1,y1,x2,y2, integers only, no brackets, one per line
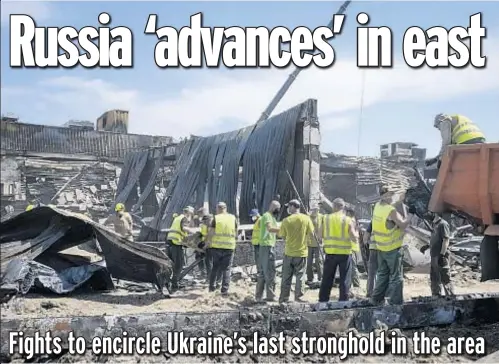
420,245,429,254
425,157,438,167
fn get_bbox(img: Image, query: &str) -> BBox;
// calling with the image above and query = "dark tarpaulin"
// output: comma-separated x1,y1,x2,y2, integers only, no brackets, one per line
138,99,317,240
0,207,172,300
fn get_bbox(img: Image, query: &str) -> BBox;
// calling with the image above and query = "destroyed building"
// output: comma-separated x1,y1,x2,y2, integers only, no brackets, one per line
0,120,174,220
96,109,130,133
111,99,320,245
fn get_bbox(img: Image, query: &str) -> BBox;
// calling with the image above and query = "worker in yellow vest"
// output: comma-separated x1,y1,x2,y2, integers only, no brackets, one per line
306,207,323,285
370,186,412,305
255,200,281,302
104,203,134,241
426,114,486,167
249,209,262,278
208,202,238,295
166,206,195,290
278,199,315,304
319,198,358,303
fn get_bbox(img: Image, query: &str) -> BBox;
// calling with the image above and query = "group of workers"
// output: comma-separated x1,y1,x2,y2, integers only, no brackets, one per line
21,113,483,303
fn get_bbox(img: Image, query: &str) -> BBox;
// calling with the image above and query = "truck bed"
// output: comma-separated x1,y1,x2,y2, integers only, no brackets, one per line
429,143,499,228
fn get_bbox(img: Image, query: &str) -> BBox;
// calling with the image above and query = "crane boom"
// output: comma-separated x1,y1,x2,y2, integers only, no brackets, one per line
254,0,353,125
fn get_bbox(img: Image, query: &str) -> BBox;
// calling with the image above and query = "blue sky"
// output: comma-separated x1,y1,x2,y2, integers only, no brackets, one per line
1,1,498,157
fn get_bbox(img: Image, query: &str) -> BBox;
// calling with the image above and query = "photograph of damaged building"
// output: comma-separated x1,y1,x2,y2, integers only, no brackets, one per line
1,100,499,362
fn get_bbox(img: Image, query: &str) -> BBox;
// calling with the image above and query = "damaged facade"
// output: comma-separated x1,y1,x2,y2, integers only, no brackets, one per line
115,99,321,237
0,120,174,220
319,153,423,219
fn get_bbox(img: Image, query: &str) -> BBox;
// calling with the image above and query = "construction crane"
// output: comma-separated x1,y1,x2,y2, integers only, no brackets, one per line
252,0,353,128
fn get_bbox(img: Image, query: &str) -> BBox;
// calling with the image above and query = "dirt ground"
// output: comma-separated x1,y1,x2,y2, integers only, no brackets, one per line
2,270,498,319
2,271,499,363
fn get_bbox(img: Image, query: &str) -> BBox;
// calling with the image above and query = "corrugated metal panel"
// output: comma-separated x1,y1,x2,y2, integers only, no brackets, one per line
1,121,174,160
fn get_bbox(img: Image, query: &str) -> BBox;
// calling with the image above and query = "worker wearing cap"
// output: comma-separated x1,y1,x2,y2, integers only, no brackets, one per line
345,207,361,291
167,206,195,291
250,209,262,278
277,199,314,303
370,186,411,305
306,207,323,285
319,198,358,302
104,203,134,242
208,202,238,295
420,212,454,297
255,200,281,302
425,114,485,168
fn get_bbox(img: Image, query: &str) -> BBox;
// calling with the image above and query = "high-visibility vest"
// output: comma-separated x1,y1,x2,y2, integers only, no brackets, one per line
252,217,261,246
211,213,237,250
450,115,485,145
350,217,360,253
372,203,404,252
25,205,34,212
167,214,187,245
322,211,352,255
308,213,323,247
200,223,208,242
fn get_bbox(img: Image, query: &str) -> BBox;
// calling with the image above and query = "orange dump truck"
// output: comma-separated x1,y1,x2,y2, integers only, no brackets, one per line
428,143,499,282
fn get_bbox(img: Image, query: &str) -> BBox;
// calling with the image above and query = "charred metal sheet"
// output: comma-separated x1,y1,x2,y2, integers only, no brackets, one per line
135,99,318,238
1,206,172,297
0,121,174,160
2,294,498,354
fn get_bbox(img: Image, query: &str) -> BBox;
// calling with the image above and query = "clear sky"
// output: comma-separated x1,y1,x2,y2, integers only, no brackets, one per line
1,1,498,157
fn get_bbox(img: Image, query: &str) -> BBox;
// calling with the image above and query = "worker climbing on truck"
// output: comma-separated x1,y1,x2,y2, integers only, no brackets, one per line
425,114,486,168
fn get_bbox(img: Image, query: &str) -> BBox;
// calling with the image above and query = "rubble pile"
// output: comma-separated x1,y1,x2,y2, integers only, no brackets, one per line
24,159,120,219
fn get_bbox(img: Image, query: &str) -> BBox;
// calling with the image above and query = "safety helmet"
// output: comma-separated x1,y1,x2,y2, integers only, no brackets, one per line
434,113,450,128
115,203,125,212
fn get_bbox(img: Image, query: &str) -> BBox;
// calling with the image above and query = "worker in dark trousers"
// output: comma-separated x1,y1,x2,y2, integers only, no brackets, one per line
420,212,455,296
319,198,358,303
278,199,315,303
370,187,412,305
255,200,281,302
166,206,195,291
208,202,238,295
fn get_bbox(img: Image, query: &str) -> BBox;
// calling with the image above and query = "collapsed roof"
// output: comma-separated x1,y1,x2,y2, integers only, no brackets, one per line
0,206,172,301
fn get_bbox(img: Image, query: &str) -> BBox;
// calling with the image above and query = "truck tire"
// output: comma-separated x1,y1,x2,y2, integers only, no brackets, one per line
480,235,499,282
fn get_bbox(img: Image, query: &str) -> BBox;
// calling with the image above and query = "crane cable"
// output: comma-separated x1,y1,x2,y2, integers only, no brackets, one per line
354,69,367,211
